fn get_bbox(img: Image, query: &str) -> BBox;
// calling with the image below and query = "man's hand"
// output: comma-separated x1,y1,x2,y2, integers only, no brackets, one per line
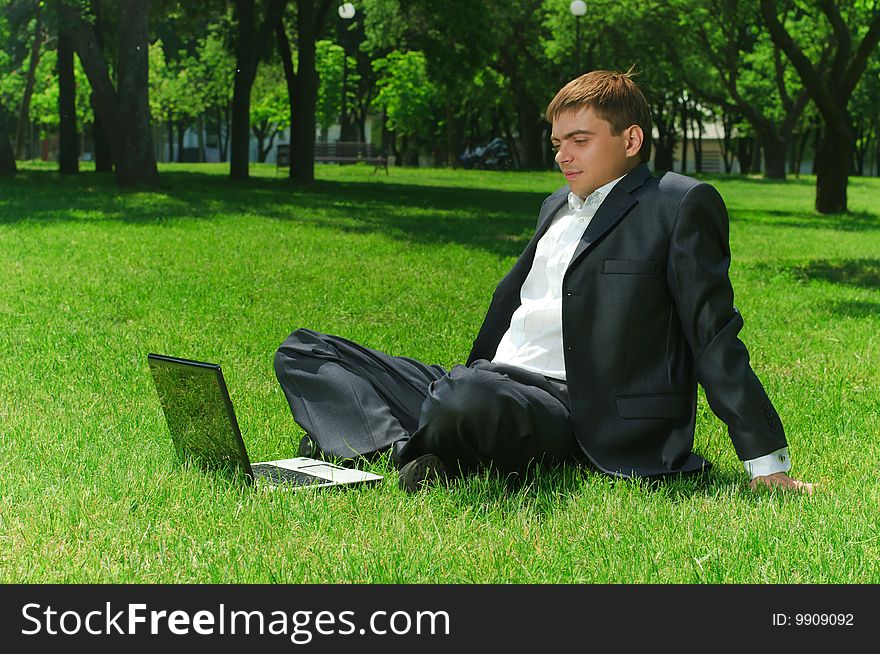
749,472,815,495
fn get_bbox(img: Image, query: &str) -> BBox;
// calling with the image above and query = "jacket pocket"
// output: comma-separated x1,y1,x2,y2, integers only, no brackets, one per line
602,259,657,275
616,394,686,419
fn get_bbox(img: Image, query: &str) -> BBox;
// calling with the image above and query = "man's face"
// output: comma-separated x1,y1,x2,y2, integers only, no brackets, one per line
551,107,640,199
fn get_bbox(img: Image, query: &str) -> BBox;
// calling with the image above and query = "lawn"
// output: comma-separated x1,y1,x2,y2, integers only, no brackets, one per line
1,162,878,583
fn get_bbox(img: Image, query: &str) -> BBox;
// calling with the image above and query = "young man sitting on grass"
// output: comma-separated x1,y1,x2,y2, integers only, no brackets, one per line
274,70,814,495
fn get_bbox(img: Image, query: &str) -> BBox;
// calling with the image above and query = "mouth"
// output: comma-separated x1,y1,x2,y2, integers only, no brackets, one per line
563,171,581,181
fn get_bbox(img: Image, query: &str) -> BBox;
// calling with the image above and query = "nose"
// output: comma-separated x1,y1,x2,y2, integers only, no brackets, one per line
554,142,570,166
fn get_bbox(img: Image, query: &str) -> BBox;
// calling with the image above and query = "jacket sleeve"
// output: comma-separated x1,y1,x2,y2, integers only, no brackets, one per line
666,182,787,460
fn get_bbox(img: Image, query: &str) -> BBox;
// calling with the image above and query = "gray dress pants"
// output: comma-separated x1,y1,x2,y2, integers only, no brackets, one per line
274,328,578,474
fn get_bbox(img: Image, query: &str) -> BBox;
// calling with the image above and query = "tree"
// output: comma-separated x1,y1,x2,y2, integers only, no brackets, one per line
10,0,44,160
850,50,880,175
396,0,500,167
675,0,811,179
314,39,356,140
0,10,19,174
196,27,236,162
250,57,288,161
760,0,880,212
0,124,13,174
276,0,335,182
57,28,79,174
229,0,288,179
371,50,440,163
488,0,559,169
61,0,159,186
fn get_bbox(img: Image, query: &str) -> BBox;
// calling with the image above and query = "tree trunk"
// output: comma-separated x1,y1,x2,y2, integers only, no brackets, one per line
15,4,43,159
679,98,688,173
654,144,674,172
750,136,761,174
230,0,288,180
875,122,880,177
92,93,113,171
264,128,278,163
761,132,787,180
851,118,872,177
652,98,677,172
692,101,703,173
230,0,256,179
503,120,520,169
66,0,156,185
815,127,852,213
276,18,296,177
291,0,319,182
794,130,809,178
166,119,174,162
254,120,267,162
64,9,119,160
88,1,112,171
0,126,16,175
57,31,79,174
515,94,543,170
114,0,158,186
176,122,186,161
197,114,206,162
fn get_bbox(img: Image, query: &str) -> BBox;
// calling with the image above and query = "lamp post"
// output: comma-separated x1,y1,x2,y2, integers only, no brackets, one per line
570,0,587,76
338,3,356,141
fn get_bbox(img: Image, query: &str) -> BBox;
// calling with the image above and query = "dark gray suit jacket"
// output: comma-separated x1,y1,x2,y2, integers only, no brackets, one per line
467,163,787,477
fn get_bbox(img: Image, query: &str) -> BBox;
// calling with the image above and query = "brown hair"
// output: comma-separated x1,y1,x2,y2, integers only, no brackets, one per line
545,69,652,163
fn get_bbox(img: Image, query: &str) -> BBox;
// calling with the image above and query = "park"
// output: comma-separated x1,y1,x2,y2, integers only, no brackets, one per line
1,1,879,586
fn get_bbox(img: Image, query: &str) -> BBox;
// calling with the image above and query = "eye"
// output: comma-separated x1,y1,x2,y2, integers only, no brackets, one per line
574,139,589,145
550,143,559,152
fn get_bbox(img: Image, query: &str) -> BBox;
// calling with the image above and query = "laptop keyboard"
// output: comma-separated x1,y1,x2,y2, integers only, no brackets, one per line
251,464,325,487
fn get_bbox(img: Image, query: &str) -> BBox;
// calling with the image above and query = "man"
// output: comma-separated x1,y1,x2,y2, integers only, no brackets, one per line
274,71,813,494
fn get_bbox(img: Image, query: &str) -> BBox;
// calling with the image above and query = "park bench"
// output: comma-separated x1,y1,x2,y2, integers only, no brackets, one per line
276,142,388,175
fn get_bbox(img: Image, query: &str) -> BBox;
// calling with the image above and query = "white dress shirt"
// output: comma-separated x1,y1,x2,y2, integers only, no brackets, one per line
491,176,790,479
492,176,625,379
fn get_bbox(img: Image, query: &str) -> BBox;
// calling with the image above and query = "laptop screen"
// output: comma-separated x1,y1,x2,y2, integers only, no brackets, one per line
148,355,252,479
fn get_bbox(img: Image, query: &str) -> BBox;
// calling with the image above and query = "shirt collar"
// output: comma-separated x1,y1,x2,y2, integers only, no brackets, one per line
567,174,626,213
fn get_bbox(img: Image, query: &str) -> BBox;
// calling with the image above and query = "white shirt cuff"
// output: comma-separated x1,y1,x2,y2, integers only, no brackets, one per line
743,447,791,479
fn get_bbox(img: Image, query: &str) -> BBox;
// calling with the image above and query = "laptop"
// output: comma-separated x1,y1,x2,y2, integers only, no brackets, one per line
147,353,383,490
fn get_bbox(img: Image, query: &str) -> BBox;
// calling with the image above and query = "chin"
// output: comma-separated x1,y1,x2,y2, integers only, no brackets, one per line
569,182,591,198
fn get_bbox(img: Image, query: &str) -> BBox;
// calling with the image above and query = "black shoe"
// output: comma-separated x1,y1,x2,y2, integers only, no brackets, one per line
398,454,447,493
298,434,322,459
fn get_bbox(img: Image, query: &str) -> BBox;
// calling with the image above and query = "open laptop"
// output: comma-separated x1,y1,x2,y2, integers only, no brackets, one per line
147,353,383,490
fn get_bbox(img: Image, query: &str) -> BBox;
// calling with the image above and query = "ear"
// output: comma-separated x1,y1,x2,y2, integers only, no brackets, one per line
623,125,644,160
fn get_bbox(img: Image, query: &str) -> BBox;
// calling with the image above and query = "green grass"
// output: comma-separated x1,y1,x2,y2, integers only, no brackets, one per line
1,162,878,583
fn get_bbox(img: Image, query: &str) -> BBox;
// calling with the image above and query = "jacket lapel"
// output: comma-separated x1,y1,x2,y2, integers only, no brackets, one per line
566,164,651,270
535,188,569,235
514,188,568,272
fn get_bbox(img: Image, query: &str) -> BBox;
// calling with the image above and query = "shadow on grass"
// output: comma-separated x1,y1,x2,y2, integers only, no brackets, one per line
791,259,880,288
0,169,548,259
437,460,752,517
825,299,880,319
730,208,880,232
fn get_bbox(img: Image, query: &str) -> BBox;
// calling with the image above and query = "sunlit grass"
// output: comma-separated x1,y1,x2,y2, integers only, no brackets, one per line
0,162,878,583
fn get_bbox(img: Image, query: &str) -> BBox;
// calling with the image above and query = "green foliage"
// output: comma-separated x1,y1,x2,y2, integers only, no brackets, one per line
0,9,23,124
314,39,357,132
192,27,235,118
250,58,288,131
360,0,406,54
9,46,93,136
371,50,439,140
149,39,211,127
